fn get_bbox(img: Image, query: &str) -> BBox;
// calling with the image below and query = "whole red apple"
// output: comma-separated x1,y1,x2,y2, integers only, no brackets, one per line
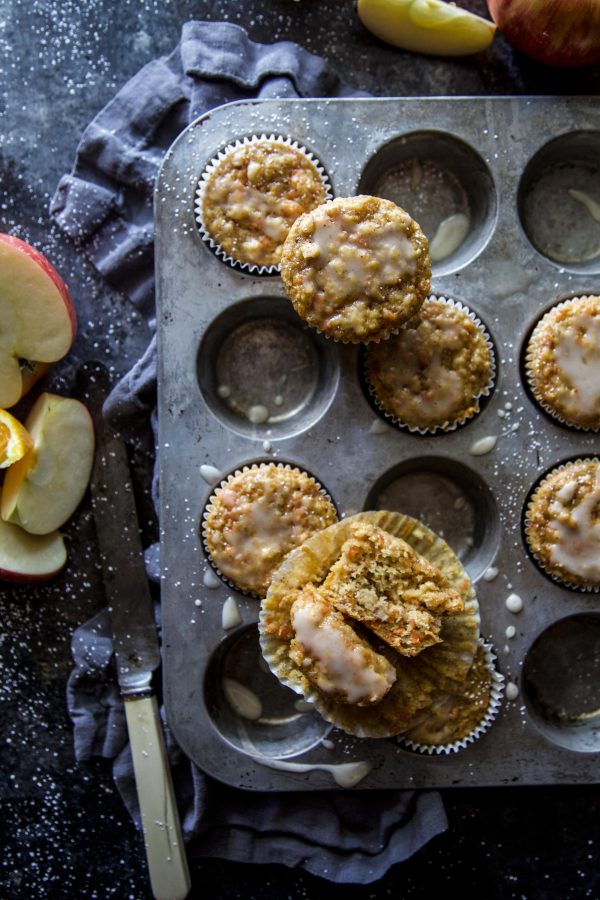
487,0,600,67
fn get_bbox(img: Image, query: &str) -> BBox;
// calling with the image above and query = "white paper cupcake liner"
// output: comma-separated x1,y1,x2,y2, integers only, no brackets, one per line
397,639,504,755
523,457,600,593
524,295,600,433
194,134,333,275
201,460,338,598
364,295,496,435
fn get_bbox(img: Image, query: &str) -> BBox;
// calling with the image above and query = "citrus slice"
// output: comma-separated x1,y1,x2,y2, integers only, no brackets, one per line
0,408,33,468
357,0,496,56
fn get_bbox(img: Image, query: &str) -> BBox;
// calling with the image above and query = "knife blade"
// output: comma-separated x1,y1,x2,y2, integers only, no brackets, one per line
84,362,190,900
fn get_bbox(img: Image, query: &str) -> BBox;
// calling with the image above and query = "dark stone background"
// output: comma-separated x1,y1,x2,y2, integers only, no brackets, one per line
1,1,599,898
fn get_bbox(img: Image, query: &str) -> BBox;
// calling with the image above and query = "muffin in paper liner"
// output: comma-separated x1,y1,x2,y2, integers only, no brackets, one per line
195,134,332,274
524,294,600,432
201,462,338,599
524,457,600,592
397,639,504,755
259,510,480,738
364,295,496,435
279,195,431,345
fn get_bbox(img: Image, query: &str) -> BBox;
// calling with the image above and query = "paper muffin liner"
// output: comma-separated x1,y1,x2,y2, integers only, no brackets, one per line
397,639,504,755
201,461,338,599
363,295,497,435
524,295,600,433
194,134,333,275
523,457,600,593
259,510,481,739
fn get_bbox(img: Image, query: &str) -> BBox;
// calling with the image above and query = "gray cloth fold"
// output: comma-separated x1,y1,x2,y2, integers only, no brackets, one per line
54,20,447,884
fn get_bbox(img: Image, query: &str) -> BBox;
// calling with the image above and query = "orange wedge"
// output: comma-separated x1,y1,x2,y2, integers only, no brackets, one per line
0,409,33,468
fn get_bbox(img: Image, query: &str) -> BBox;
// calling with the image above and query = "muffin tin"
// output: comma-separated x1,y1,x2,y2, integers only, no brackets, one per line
155,97,600,790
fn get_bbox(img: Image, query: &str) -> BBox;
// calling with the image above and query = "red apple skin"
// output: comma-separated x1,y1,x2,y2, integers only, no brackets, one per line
487,0,600,66
0,233,77,339
0,562,65,583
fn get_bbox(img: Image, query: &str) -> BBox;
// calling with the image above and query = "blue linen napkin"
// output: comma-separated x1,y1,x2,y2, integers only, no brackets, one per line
52,20,447,885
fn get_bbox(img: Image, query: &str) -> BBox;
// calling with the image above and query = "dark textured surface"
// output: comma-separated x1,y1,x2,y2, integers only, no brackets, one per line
1,2,599,898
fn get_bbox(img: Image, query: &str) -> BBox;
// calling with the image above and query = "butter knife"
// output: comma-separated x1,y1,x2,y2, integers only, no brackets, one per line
85,363,191,900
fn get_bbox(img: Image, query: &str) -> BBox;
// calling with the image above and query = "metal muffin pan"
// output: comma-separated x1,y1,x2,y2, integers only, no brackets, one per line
156,97,600,790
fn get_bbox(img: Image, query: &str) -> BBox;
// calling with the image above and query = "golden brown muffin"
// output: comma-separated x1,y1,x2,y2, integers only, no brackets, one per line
197,136,329,269
400,642,501,750
320,521,464,656
280,195,430,343
365,296,494,431
525,458,600,590
259,511,480,738
289,585,397,707
525,295,600,431
202,463,337,596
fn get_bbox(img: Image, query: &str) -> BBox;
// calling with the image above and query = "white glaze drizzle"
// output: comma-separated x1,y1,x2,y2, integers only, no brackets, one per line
549,468,600,580
569,188,600,222
305,207,417,298
483,566,499,582
553,314,600,417
255,757,372,788
291,600,396,704
505,593,523,614
429,213,470,262
223,678,262,720
200,464,221,484
505,681,520,701
368,418,388,435
221,595,241,630
203,569,221,589
247,404,270,424
469,435,497,456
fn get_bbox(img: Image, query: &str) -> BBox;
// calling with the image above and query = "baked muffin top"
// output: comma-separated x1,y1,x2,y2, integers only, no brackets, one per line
525,295,600,431
365,297,494,431
525,458,600,590
198,137,328,269
280,195,430,343
202,463,337,596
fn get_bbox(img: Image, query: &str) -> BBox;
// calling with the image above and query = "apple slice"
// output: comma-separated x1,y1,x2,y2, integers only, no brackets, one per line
0,234,77,409
0,408,33,468
357,0,496,56
0,505,67,582
1,393,95,535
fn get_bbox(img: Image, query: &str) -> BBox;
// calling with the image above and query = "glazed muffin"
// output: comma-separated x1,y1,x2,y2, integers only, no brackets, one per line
525,458,600,590
280,195,431,343
365,296,495,432
196,136,330,270
289,584,398,707
202,463,337,596
525,295,600,431
399,641,504,753
319,520,464,657
260,511,480,738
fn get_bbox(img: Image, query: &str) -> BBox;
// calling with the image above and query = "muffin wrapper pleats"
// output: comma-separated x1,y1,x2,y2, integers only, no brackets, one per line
259,510,480,738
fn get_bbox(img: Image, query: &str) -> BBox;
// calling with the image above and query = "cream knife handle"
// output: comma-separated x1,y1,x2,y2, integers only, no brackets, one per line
124,694,191,900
